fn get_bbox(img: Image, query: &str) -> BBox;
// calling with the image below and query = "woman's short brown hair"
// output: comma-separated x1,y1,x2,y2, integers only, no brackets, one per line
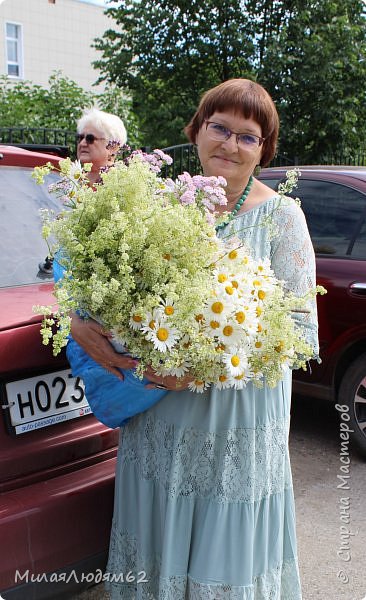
184,79,279,167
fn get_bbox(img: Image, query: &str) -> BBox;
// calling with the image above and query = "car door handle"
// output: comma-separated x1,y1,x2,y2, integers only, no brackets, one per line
349,282,366,296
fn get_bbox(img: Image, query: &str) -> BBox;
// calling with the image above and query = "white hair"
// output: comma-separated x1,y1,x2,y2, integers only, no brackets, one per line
77,108,127,144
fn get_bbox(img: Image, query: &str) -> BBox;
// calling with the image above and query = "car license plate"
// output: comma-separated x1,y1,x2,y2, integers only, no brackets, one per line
4,369,91,435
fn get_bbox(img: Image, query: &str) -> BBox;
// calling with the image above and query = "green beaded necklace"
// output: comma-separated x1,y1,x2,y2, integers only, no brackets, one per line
216,175,254,230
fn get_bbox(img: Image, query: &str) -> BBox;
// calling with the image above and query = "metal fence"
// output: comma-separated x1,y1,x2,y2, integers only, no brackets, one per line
0,126,76,155
1,127,366,170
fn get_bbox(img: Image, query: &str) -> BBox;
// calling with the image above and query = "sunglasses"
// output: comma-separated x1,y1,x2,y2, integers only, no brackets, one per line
76,133,106,145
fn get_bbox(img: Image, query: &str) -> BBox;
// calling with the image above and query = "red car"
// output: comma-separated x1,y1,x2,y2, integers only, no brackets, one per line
259,166,366,456
0,145,118,598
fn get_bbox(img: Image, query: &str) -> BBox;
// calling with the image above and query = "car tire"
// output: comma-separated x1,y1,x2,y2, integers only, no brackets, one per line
338,354,366,457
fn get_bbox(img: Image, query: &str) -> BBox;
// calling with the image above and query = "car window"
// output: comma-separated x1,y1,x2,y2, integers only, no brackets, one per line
296,179,366,258
351,219,366,259
260,178,281,191
0,166,61,287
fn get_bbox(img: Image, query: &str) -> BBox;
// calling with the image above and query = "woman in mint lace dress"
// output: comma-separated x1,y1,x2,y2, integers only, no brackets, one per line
73,79,319,599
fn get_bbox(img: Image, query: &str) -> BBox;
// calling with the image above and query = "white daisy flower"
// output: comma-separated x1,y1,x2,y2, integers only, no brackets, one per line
188,379,209,393
251,275,274,301
69,160,83,183
254,257,273,276
216,320,246,346
129,311,144,331
203,317,223,338
214,374,232,390
245,319,260,339
223,348,249,376
157,360,191,378
149,321,179,352
203,295,235,324
141,309,162,335
228,371,252,390
159,297,176,317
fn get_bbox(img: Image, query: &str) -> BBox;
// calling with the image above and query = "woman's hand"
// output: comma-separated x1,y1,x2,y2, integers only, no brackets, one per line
70,312,138,380
143,366,192,392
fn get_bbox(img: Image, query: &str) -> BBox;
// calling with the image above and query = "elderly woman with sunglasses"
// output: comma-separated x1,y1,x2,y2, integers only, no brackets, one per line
67,108,138,371
73,79,319,599
76,107,127,184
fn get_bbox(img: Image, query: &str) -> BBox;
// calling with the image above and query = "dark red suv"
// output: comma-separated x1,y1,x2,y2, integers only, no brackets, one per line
259,166,366,456
0,145,118,599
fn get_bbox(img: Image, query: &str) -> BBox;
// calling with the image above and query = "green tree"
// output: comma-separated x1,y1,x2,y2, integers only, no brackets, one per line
93,0,257,147
94,0,366,161
257,0,366,162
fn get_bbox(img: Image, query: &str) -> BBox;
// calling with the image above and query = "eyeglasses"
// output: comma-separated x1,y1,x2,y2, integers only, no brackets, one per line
76,133,106,145
205,121,265,148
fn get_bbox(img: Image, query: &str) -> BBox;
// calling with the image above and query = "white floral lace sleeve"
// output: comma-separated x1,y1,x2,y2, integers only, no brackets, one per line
270,196,320,360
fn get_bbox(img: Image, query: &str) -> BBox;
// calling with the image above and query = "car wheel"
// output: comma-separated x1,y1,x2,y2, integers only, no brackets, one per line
338,354,366,457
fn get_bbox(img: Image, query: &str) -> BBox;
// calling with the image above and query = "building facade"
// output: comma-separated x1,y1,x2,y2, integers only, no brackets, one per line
0,0,113,91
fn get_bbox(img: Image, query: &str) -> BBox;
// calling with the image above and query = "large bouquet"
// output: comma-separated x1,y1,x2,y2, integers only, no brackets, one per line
34,151,323,392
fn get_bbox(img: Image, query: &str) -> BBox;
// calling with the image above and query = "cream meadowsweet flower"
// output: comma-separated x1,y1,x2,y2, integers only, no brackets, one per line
223,348,249,377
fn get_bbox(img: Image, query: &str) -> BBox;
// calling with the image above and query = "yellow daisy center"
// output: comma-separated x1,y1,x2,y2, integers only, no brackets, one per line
231,280,239,288
225,286,234,295
235,311,245,324
212,301,224,314
164,306,174,315
195,380,204,386
275,341,285,352
223,325,234,337
257,324,262,332
217,273,227,283
219,374,227,382
258,290,266,300
255,341,262,348
253,279,261,287
231,355,240,367
149,320,156,330
132,314,142,323
228,250,238,259
256,306,262,317
157,327,169,341
235,373,245,380
163,253,171,260
215,343,226,351
210,320,220,329
195,313,204,322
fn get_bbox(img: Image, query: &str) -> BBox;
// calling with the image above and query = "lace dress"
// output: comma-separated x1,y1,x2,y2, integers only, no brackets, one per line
105,195,319,599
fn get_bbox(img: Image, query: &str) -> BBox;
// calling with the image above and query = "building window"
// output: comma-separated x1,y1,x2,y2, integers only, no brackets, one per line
5,22,23,78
